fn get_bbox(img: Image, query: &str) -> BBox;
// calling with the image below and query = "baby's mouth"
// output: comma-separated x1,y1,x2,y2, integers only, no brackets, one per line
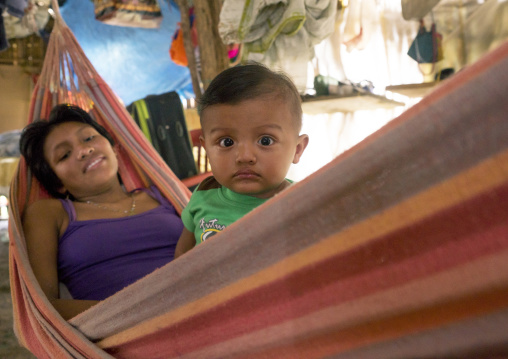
233,169,260,179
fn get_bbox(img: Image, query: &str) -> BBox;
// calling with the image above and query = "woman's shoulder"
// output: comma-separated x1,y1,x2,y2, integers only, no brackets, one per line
23,198,65,220
22,198,68,238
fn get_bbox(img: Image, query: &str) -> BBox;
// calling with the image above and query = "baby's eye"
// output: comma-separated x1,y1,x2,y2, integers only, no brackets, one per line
258,136,274,146
84,135,95,142
219,138,234,147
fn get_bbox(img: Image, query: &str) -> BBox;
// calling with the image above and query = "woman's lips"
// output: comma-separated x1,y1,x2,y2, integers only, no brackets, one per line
84,157,104,173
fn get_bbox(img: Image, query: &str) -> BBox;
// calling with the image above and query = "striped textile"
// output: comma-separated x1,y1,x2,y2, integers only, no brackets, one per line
8,3,190,358
69,39,508,358
8,0,508,357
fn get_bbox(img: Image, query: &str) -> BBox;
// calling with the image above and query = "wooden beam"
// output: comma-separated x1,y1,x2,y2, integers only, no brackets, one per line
174,0,202,100
194,0,229,91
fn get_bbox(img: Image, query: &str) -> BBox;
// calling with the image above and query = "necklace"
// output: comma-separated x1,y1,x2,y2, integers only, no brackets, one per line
84,193,136,215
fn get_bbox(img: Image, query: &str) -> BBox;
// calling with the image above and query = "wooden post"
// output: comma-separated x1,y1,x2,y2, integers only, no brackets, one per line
193,0,229,91
173,0,202,100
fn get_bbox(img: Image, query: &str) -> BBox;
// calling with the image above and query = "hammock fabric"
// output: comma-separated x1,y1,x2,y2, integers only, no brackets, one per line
8,2,190,358
71,39,508,359
8,0,508,356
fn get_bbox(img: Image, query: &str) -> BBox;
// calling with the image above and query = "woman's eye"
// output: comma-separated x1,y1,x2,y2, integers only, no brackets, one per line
84,135,95,142
59,152,70,161
219,138,234,147
259,136,274,146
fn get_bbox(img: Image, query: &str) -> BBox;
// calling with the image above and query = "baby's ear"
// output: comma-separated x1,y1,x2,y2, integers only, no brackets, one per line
292,134,309,164
199,134,206,150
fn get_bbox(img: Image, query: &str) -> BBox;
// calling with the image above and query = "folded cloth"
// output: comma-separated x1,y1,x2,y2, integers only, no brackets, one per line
0,0,29,51
0,130,21,157
1,0,28,18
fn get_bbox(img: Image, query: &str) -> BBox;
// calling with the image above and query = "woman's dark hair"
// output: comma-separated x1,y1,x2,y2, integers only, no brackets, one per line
19,104,114,198
197,62,303,131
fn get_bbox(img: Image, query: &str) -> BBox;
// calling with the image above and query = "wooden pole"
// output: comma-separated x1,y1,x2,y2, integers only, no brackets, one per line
174,0,202,100
193,0,229,91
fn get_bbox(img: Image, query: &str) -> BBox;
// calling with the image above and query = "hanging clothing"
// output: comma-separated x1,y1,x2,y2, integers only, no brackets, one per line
219,0,337,92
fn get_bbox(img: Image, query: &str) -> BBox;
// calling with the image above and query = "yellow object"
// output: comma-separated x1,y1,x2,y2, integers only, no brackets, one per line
0,157,19,188
183,108,201,130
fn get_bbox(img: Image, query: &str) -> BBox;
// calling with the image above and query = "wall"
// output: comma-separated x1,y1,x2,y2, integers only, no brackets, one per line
0,65,33,133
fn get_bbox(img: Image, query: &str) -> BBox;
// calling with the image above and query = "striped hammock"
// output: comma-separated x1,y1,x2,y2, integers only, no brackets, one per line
8,2,191,358
9,1,508,357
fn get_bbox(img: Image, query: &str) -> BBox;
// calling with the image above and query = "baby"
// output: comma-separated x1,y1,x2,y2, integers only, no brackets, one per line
175,63,309,258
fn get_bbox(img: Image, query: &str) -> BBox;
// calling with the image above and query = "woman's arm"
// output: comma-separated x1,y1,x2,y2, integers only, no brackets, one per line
174,228,196,259
23,200,99,320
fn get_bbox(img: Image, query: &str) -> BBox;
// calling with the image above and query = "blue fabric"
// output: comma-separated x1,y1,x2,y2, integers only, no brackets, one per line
60,0,194,105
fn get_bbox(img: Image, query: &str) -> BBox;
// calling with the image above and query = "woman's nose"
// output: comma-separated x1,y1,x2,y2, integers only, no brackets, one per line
236,144,256,164
78,145,94,159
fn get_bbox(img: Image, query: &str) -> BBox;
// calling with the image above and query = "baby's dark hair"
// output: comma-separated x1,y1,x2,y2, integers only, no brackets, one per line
19,104,114,198
198,62,303,131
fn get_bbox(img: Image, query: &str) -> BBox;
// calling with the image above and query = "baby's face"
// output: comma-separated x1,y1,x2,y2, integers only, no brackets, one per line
200,97,308,198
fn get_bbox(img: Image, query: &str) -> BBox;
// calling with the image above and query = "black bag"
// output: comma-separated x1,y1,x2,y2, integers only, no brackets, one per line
128,92,198,180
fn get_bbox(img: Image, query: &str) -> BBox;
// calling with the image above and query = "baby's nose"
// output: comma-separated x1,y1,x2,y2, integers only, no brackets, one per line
236,144,256,164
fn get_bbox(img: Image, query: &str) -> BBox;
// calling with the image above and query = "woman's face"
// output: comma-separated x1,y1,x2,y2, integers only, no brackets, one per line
43,122,119,198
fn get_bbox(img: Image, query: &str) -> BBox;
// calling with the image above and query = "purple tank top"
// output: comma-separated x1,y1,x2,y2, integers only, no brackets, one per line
58,186,183,301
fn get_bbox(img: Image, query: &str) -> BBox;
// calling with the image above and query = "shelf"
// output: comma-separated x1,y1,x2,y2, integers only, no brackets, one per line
301,93,405,115
385,82,440,98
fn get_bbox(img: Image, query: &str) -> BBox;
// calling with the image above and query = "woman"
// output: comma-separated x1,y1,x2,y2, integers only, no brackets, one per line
20,104,183,320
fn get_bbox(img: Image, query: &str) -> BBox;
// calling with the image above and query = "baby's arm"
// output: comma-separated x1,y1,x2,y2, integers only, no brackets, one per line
174,228,196,259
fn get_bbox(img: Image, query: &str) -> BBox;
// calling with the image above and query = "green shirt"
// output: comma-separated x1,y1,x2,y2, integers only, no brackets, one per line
181,176,281,244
